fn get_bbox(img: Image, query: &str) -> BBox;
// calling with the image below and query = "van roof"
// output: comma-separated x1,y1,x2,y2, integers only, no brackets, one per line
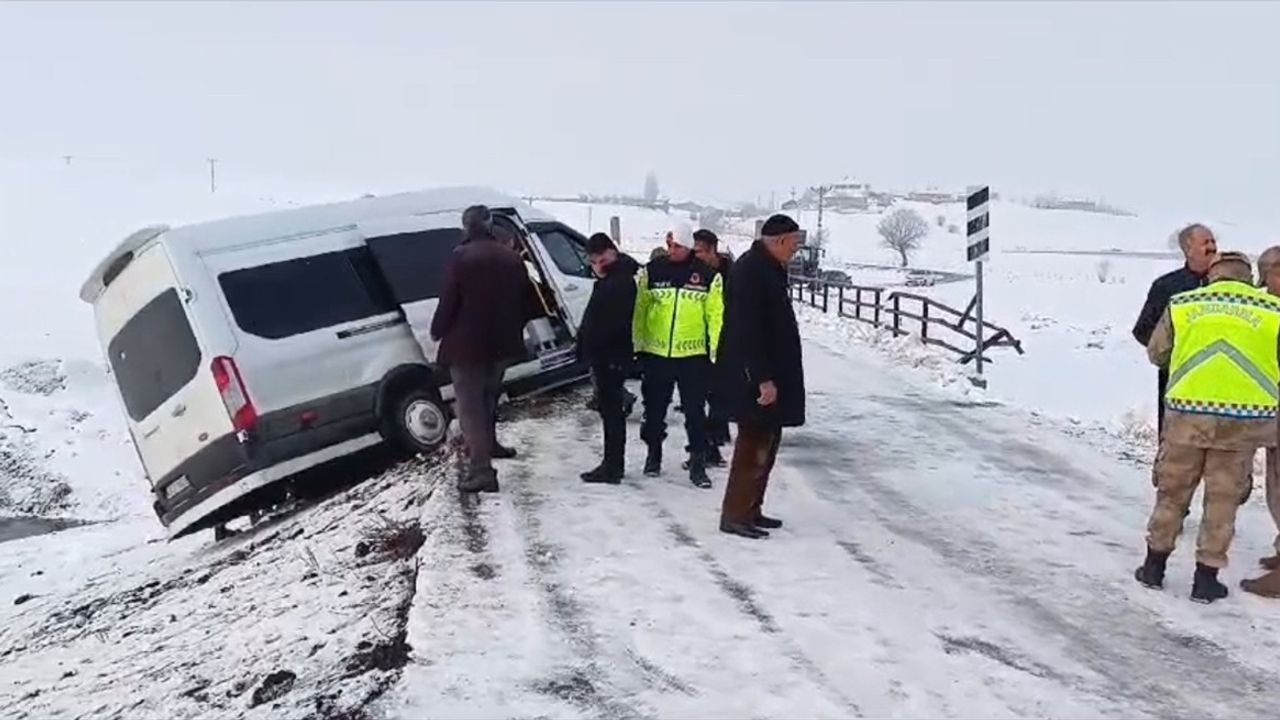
79,186,557,304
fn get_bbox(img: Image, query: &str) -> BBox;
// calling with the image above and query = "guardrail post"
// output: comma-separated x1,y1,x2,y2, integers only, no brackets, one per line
922,301,930,341
892,295,901,335
873,289,882,327
809,281,816,307
838,285,845,318
822,283,829,313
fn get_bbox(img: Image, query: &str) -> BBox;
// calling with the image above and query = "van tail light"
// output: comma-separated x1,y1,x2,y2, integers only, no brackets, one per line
211,356,258,433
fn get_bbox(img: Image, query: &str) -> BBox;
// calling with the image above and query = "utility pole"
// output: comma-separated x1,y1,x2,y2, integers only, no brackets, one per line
207,158,218,194
816,185,828,245
62,155,72,167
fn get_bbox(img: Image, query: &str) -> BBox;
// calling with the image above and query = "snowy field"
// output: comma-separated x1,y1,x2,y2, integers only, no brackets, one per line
4,164,1280,718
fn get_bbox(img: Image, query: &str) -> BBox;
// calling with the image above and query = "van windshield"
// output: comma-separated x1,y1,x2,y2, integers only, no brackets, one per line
107,288,202,422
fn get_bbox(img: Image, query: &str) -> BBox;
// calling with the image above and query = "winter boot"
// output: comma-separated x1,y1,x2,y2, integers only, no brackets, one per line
1259,554,1280,571
458,471,500,494
1241,568,1280,598
581,463,623,485
643,445,663,477
1133,547,1170,590
706,445,726,468
753,514,783,530
1191,563,1229,604
720,519,769,539
689,454,712,489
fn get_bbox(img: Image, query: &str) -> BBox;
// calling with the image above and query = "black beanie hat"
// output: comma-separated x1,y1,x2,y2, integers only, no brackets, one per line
693,229,720,248
760,214,800,238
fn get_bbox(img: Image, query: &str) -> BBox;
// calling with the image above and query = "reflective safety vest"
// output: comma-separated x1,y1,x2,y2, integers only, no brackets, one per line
1166,281,1280,419
633,258,725,361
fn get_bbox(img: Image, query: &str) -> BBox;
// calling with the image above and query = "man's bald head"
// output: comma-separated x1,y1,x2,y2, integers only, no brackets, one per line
1258,246,1280,295
1207,251,1253,284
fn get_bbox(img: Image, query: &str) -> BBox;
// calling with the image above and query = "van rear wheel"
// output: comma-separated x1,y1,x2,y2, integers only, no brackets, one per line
385,387,451,454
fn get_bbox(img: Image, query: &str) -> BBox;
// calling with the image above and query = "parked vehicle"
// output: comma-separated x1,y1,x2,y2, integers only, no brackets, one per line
905,270,936,287
79,187,595,538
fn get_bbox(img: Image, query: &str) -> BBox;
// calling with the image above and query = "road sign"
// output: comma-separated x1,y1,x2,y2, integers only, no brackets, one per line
966,186,990,262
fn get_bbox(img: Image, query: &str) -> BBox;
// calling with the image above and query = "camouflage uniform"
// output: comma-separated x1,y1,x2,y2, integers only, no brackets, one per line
1145,305,1275,569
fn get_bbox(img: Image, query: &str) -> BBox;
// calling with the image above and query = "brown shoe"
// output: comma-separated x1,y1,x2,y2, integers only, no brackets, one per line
1260,554,1280,571
1241,569,1280,598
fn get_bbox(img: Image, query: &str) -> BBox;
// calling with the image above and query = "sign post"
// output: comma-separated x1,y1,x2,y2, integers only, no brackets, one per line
966,186,991,388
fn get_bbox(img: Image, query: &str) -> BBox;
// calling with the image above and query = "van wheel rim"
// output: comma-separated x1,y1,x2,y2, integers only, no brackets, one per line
404,399,447,446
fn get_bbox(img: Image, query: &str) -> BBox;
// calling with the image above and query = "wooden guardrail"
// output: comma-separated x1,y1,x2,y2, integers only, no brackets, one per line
789,275,1024,364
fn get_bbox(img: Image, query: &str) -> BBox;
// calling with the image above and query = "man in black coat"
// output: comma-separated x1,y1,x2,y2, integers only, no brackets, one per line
577,234,640,483
694,229,735,459
717,214,806,539
1132,223,1215,435
430,205,537,493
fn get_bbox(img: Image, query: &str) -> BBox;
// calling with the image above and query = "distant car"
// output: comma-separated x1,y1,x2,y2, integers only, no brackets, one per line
905,271,936,287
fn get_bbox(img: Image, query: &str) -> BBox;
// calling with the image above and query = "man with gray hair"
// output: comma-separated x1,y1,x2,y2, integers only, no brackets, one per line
1242,246,1280,598
1133,224,1216,435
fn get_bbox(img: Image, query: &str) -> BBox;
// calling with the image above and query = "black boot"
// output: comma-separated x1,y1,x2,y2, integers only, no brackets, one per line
689,454,712,489
753,514,783,530
581,463,623,484
458,472,500,494
1191,562,1229,604
1134,547,1169,589
643,445,662,477
720,520,768,539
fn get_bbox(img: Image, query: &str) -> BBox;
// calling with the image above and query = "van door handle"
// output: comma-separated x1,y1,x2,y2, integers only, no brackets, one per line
171,404,187,418
337,317,406,340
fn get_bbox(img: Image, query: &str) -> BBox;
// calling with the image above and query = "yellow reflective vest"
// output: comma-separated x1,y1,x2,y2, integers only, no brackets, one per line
1166,281,1280,419
633,258,725,361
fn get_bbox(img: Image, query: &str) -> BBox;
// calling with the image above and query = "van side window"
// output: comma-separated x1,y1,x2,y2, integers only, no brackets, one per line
364,228,464,304
532,225,593,279
219,248,397,340
108,288,202,422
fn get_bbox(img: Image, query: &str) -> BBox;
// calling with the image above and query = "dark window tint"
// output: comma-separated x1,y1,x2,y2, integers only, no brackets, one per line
365,228,464,304
108,288,202,422
219,248,397,340
533,225,592,278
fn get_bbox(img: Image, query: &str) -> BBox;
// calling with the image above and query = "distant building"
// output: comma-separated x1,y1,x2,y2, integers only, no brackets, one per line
825,178,872,210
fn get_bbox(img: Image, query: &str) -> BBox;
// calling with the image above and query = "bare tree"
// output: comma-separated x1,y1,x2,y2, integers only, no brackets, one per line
1096,259,1112,283
643,172,660,205
878,208,929,267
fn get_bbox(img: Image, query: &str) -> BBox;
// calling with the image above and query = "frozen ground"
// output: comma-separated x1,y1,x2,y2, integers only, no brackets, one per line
9,333,1280,719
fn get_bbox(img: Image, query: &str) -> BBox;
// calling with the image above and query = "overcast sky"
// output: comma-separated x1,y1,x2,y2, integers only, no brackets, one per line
1,1,1277,221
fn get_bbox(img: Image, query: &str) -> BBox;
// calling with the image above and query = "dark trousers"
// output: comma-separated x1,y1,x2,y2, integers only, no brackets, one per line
592,360,629,471
705,361,731,446
450,362,506,479
721,424,782,523
640,355,710,457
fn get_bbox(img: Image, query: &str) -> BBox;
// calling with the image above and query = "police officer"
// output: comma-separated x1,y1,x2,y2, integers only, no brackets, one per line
634,222,725,488
1135,251,1280,603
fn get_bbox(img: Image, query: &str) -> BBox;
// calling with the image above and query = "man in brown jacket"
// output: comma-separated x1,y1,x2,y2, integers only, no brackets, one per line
430,205,536,493
1135,251,1280,603
1242,245,1280,597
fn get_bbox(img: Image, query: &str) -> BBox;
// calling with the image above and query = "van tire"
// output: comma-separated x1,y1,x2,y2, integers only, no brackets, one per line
384,386,451,454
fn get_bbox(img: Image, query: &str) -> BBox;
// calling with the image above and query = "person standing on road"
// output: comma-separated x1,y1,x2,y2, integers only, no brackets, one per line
717,214,806,540
633,222,724,488
1242,246,1280,598
694,229,735,464
1135,251,1280,603
578,233,640,484
1133,223,1216,435
430,205,536,493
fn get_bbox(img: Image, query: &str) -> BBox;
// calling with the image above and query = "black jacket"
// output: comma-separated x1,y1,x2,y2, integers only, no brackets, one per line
719,241,805,428
578,254,640,364
1132,264,1207,430
1132,265,1207,345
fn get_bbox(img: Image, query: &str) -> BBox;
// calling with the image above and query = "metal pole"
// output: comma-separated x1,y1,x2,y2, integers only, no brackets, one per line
207,158,218,194
974,259,987,387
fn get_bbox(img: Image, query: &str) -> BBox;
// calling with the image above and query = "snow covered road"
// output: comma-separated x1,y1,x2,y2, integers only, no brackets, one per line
388,337,1280,719
6,335,1280,719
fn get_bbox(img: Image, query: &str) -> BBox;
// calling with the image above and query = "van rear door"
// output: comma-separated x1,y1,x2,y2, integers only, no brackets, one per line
95,243,234,485
357,215,466,358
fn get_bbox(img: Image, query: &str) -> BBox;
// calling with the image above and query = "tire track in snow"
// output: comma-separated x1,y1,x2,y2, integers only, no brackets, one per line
794,374,1280,718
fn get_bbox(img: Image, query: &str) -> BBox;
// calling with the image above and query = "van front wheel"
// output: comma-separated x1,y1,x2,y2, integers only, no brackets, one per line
385,387,451,454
